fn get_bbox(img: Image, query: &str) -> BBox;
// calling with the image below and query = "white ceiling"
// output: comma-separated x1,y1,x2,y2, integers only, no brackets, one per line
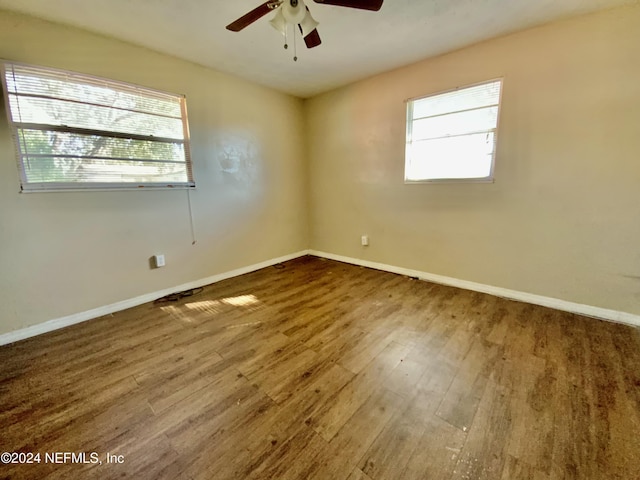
0,0,636,98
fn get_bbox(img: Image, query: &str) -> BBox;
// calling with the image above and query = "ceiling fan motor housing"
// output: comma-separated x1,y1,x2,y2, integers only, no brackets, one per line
283,0,306,24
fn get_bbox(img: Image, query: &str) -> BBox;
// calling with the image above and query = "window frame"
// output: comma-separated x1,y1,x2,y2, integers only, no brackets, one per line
1,60,194,193
404,77,504,184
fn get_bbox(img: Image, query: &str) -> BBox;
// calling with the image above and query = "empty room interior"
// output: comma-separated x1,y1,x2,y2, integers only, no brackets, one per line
1,0,640,479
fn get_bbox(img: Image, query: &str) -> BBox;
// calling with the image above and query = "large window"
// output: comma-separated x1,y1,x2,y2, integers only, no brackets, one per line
1,62,193,192
405,79,503,183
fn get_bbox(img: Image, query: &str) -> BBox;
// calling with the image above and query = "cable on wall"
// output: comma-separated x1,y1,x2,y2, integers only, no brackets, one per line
155,287,204,303
187,188,197,245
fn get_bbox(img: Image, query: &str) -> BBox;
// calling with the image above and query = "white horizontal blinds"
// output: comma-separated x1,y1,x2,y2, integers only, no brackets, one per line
3,62,193,190
406,79,502,181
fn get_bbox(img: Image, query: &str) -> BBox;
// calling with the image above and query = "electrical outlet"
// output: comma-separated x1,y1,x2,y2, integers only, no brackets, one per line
361,235,369,246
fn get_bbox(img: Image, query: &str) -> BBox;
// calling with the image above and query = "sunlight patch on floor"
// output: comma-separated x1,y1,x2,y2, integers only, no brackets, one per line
221,294,259,307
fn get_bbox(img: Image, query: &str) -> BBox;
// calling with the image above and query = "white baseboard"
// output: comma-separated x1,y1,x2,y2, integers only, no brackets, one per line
0,250,311,346
308,250,640,329
3,248,637,346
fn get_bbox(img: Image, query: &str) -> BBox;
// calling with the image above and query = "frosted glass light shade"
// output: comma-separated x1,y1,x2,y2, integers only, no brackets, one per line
299,10,319,37
269,9,287,35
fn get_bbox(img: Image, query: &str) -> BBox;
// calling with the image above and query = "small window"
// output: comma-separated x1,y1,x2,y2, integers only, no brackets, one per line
405,79,503,183
1,62,193,192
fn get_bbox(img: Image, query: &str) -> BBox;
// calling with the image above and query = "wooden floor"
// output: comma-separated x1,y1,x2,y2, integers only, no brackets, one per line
1,256,639,480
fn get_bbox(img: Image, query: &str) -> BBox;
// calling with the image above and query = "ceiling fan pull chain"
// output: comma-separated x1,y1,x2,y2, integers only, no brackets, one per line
284,26,289,50
293,25,298,61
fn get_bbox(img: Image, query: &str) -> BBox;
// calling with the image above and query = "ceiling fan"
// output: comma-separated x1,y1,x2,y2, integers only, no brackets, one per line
226,0,384,59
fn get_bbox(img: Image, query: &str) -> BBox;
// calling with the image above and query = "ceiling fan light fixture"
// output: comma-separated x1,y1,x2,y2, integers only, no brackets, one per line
227,0,383,52
269,8,287,35
299,10,319,37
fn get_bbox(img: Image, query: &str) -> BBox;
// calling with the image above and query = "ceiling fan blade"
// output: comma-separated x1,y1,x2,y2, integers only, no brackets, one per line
303,28,322,48
312,0,383,11
226,1,275,32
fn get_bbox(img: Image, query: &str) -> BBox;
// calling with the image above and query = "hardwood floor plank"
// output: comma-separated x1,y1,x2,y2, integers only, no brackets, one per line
300,386,405,480
485,304,511,345
358,397,428,479
270,361,355,434
435,339,501,432
336,328,395,374
347,468,373,480
246,347,319,404
501,454,549,480
400,415,467,480
309,341,409,441
145,350,250,414
503,357,555,474
449,378,512,480
244,423,328,480
384,346,428,398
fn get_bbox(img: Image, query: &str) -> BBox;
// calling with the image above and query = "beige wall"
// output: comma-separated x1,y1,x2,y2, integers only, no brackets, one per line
2,5,639,338
0,10,308,335
306,5,640,315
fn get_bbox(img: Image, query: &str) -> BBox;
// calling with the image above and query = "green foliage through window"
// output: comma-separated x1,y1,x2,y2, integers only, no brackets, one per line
2,62,193,191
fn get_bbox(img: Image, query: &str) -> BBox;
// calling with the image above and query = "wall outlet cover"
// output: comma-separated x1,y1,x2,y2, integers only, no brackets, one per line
154,254,166,268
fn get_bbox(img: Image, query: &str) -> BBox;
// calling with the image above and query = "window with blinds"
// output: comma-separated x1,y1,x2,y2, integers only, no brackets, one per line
1,62,193,191
405,79,503,182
